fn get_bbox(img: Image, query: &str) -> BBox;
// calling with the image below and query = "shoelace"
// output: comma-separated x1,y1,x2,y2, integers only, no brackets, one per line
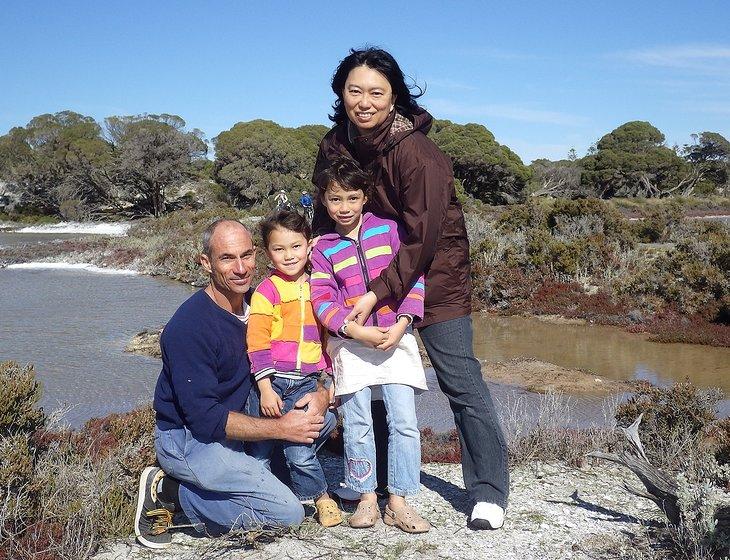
146,508,174,535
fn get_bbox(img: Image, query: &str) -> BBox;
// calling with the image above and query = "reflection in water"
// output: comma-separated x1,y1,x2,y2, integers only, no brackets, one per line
471,314,730,393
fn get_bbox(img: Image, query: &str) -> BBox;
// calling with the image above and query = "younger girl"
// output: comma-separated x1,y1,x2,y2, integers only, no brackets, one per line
246,210,342,527
310,157,430,533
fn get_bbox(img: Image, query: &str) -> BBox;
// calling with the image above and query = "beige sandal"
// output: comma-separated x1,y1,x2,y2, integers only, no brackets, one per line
316,497,343,527
348,501,380,528
383,504,431,533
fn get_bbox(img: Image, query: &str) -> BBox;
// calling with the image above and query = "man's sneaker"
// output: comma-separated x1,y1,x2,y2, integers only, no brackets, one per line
134,466,173,548
470,502,505,530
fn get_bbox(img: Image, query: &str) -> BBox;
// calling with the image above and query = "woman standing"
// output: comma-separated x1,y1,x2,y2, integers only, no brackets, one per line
312,47,509,529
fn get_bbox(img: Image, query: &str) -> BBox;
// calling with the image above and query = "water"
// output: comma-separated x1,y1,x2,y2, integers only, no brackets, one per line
1,266,728,430
472,315,730,394
0,231,85,248
471,314,730,418
0,268,195,426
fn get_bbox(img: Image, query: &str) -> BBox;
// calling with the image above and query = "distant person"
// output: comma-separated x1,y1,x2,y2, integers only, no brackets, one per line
274,189,290,211
246,210,343,528
312,47,509,529
300,190,314,223
311,157,430,533
134,219,335,549
300,190,313,209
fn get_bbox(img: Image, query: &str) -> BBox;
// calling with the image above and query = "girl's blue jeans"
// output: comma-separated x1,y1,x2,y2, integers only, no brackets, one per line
340,383,421,496
246,375,328,501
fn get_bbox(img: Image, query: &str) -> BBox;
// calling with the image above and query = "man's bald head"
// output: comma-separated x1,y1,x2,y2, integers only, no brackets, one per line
201,219,252,258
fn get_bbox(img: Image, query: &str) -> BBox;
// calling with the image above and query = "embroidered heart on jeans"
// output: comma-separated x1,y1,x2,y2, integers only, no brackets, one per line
347,458,372,482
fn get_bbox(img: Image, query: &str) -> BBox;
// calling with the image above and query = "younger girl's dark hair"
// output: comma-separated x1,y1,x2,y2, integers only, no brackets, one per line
329,47,424,125
259,210,311,248
317,156,373,198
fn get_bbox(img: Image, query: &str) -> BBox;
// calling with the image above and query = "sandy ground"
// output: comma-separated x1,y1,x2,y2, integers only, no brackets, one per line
485,357,634,396
93,459,663,560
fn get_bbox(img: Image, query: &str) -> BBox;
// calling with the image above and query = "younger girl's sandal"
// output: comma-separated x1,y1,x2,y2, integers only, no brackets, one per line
316,498,343,527
383,503,431,533
348,501,380,528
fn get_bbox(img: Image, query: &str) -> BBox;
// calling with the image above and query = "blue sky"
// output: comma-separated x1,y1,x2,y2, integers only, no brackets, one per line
1,0,728,163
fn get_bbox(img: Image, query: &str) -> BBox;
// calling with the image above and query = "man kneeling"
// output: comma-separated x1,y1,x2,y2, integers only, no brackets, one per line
134,219,335,548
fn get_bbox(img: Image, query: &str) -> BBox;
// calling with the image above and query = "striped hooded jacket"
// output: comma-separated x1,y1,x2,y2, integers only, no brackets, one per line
310,212,425,333
247,271,329,382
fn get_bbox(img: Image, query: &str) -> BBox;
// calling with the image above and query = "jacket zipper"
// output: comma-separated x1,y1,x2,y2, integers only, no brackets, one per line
346,230,379,327
296,281,304,370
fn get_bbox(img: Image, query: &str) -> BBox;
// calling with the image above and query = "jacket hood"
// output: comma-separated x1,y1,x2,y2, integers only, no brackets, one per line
319,109,435,166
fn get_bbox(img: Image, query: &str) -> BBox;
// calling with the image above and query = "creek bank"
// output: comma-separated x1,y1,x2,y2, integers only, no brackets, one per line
124,329,163,358
92,460,663,560
484,357,633,396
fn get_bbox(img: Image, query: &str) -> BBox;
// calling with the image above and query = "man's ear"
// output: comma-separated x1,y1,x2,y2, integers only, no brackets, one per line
199,252,212,274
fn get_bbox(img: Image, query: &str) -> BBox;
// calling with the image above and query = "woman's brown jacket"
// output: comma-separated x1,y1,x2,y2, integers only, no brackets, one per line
312,109,471,328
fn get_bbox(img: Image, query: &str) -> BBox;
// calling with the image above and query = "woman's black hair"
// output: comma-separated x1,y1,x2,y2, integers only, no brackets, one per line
259,210,311,248
317,157,373,198
329,47,424,125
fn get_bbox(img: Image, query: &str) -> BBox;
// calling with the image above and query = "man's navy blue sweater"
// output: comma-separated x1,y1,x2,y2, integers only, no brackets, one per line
154,289,252,443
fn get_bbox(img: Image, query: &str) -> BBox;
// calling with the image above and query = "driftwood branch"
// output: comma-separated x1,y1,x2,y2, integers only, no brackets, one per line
588,413,681,525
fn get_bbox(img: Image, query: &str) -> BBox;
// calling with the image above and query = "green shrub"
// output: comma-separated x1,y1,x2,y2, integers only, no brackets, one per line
615,381,724,468
546,198,634,249
633,199,684,243
495,200,547,233
0,433,34,513
0,361,46,436
618,224,730,318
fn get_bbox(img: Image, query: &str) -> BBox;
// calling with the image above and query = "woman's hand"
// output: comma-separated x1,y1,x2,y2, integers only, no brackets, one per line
346,291,378,325
376,316,409,352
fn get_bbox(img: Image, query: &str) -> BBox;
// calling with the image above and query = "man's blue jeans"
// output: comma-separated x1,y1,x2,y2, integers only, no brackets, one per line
418,315,510,508
154,408,337,535
340,384,421,496
246,375,328,501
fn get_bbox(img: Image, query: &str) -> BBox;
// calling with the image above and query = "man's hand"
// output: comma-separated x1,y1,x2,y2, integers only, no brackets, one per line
294,382,330,416
376,317,409,352
347,323,389,348
345,291,378,325
277,409,325,444
260,388,283,417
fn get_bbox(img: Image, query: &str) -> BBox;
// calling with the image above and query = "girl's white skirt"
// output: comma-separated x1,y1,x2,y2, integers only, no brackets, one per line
327,332,428,397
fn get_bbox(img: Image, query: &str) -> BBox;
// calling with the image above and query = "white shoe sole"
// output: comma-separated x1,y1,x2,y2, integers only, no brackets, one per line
134,466,170,549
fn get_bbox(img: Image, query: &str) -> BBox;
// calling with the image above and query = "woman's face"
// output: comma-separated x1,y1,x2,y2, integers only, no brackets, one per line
342,65,395,135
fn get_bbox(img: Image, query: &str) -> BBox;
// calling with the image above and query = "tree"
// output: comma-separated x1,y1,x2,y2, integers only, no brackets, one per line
213,120,328,208
106,114,207,216
429,120,530,204
528,159,587,198
0,111,113,217
581,121,688,198
681,132,730,196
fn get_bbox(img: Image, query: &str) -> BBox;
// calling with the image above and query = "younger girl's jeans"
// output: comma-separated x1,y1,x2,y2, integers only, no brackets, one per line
339,383,420,496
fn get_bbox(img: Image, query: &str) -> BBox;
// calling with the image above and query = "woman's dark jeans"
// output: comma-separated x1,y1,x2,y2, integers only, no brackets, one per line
372,315,509,507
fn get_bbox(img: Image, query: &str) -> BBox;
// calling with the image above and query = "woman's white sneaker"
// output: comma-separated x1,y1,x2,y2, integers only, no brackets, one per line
470,502,504,530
